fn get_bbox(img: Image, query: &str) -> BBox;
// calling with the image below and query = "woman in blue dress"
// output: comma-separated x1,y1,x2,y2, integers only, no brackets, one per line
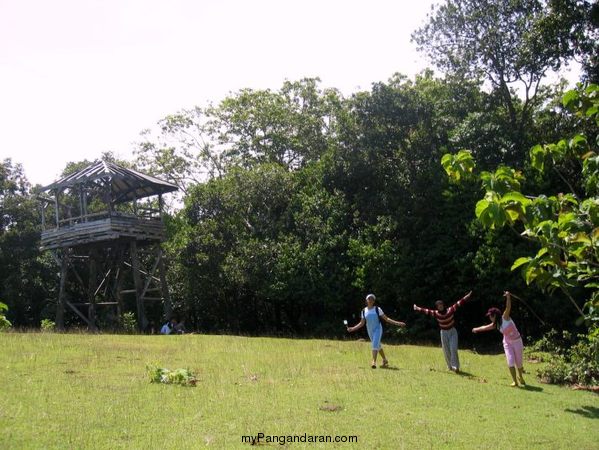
347,294,406,368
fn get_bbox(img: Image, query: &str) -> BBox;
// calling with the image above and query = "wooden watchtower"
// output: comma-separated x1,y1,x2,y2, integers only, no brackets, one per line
39,161,178,331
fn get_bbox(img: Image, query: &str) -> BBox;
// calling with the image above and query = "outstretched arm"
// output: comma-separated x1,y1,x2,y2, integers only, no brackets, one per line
347,318,365,333
452,291,473,310
503,291,512,320
413,304,435,316
472,323,495,334
382,315,406,327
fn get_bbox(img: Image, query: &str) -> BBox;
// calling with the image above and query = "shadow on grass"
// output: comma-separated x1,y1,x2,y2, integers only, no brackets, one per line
456,370,492,385
358,365,401,371
565,405,599,419
430,368,489,384
431,367,477,378
520,384,543,393
429,367,470,376
455,370,475,377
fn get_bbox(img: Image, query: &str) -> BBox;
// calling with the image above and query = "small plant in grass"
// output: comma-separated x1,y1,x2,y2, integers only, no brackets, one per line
386,324,408,341
147,365,197,386
40,319,56,332
0,302,11,330
119,312,137,334
41,318,56,332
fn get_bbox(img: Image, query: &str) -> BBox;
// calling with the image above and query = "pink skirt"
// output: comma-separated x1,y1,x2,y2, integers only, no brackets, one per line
503,337,524,368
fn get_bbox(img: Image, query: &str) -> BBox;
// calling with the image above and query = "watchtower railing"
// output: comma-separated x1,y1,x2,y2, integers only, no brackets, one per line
40,209,166,250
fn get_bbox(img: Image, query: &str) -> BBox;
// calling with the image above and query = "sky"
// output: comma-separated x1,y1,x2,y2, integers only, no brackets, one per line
0,0,445,187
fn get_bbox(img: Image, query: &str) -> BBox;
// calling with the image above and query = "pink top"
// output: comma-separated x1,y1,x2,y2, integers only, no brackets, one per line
500,318,521,342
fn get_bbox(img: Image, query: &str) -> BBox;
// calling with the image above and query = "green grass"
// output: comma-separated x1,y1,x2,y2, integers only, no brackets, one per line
1,333,597,449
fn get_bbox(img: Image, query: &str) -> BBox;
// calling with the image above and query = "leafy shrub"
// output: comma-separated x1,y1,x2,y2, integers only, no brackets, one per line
119,312,137,334
567,333,599,386
537,358,571,385
535,330,599,386
40,319,56,332
527,329,573,355
147,365,197,386
0,302,11,330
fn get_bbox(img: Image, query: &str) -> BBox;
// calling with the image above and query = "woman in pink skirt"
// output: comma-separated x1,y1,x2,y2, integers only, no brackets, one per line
472,291,526,386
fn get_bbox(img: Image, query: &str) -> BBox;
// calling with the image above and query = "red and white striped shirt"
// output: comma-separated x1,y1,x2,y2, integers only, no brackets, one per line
414,296,470,330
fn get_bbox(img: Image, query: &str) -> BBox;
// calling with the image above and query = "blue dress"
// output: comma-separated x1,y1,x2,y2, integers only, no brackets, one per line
363,307,383,350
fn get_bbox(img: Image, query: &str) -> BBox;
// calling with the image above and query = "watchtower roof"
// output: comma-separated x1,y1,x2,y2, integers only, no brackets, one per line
42,161,178,203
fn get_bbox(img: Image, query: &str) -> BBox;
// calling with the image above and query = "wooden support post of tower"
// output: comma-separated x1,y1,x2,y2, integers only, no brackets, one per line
113,246,126,319
158,248,172,320
87,249,98,331
130,239,146,331
56,250,68,330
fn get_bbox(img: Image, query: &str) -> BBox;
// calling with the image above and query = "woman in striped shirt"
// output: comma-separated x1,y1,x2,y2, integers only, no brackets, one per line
413,291,472,372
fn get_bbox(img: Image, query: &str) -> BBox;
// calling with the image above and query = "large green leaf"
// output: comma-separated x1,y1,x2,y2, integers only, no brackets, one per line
558,212,578,231
569,232,591,245
562,89,579,110
511,257,532,271
569,134,588,154
530,144,545,171
484,202,508,229
475,199,491,220
501,191,531,206
505,207,520,221
441,150,475,182
440,153,453,173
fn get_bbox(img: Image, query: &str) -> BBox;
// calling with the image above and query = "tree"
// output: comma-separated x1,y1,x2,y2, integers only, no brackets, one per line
134,78,343,198
413,0,596,161
321,72,536,336
205,78,341,171
442,84,599,326
166,162,351,334
135,108,218,196
151,73,560,337
0,159,55,326
545,0,599,83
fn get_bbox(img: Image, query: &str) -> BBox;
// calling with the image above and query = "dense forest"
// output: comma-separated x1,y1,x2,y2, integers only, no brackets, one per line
1,0,597,348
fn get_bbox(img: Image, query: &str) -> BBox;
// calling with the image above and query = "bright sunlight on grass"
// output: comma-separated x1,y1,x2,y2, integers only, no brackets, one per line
1,333,597,449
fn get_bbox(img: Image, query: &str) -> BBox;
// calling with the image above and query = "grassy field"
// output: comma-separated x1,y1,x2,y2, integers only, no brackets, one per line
0,332,597,449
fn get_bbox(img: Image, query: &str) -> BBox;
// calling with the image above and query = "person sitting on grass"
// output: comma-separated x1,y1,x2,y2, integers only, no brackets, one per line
160,318,177,335
413,291,472,373
347,293,406,369
174,319,186,334
472,291,526,387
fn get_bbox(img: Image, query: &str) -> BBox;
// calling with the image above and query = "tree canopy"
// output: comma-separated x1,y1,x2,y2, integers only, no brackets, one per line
443,84,598,326
412,0,598,161
1,1,595,342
